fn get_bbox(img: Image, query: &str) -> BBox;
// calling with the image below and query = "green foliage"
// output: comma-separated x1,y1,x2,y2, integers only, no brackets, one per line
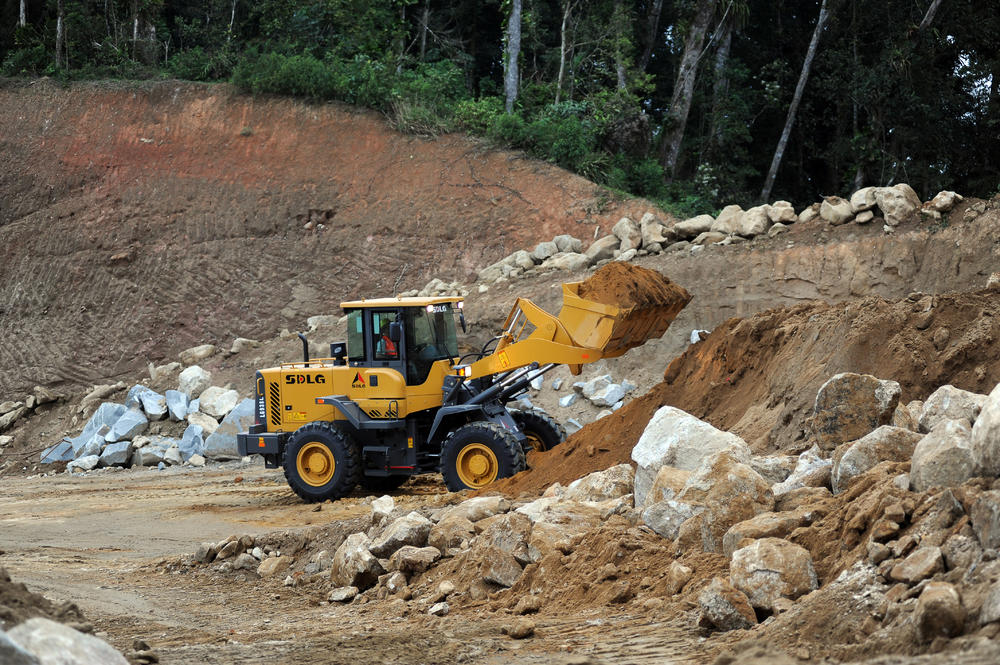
454,96,505,133
168,46,235,81
2,44,49,76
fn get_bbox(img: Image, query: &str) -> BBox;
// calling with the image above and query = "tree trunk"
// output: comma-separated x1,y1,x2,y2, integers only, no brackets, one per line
659,0,715,181
504,0,522,113
760,0,830,203
918,0,945,31
55,0,65,68
555,2,574,104
419,0,430,61
614,0,627,90
19,0,26,28
228,0,237,41
709,15,733,147
638,0,664,72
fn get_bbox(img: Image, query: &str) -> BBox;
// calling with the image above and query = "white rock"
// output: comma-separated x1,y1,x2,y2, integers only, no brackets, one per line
631,406,750,507
553,234,583,253
874,184,920,226
919,385,986,433
710,205,744,234
589,383,626,407
7,617,129,665
178,365,212,398
532,241,558,262
771,446,831,496
971,382,1000,477
911,419,976,492
330,532,384,590
105,407,149,443
179,344,218,365
612,217,642,252
369,512,433,558
67,455,101,472
673,214,714,239
187,410,220,436
139,389,168,421
564,464,634,502
165,390,189,421
372,495,395,524
642,499,703,540
927,190,963,213
767,201,797,223
730,538,818,611
850,187,877,212
820,196,854,225
737,205,771,237
203,398,254,460
199,386,241,419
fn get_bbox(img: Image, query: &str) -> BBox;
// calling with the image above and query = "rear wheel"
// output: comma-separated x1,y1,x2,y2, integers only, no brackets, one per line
512,408,566,453
283,422,360,502
440,422,525,492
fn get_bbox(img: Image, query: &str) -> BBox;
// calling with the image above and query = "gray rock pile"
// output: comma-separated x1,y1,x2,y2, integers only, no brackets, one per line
39,364,253,471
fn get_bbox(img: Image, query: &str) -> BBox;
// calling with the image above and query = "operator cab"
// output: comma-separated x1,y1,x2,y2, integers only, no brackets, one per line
339,297,465,386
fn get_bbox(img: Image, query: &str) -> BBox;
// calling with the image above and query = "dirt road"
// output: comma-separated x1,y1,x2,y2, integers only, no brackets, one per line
1,463,706,664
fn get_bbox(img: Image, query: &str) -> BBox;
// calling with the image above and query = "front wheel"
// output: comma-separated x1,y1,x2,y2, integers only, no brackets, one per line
440,422,525,492
283,422,360,502
512,408,566,453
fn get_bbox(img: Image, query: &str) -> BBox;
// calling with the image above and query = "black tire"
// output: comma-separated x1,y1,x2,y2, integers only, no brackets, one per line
358,474,410,494
283,422,360,503
440,421,526,492
512,408,566,453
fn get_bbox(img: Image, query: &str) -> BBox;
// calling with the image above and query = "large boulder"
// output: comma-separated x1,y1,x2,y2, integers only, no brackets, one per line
564,464,634,503
584,235,620,262
927,190,963,213
178,424,206,461
68,402,126,455
331,533,385,590
542,252,591,272
0,630,38,665
831,426,922,494
165,390,190,422
388,545,441,576
811,373,901,453
737,205,771,237
710,205,744,234
970,382,1000,476
820,196,853,225
639,213,670,248
730,538,818,611
437,496,510,523
643,465,692,506
476,512,533,564
203,398,253,460
6,618,129,665
428,515,475,555
849,187,877,213
910,419,977,492
698,577,757,631
187,411,220,436
971,490,1000,550
767,201,797,224
642,499,703,540
479,546,523,587
612,217,643,252
39,440,74,464
138,389,168,421
673,214,714,239
532,241,558,262
919,385,986,433
915,582,966,641
369,512,433,558
631,406,750,506
553,234,584,254
98,441,133,467
105,407,149,443
199,386,241,419
675,452,774,553
874,184,921,226
772,446,832,496
178,365,211,398
722,509,814,558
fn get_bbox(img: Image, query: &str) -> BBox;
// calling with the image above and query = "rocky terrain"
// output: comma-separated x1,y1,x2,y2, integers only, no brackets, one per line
3,79,1000,665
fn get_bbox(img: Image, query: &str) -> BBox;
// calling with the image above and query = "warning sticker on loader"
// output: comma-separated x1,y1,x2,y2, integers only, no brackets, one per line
498,351,510,369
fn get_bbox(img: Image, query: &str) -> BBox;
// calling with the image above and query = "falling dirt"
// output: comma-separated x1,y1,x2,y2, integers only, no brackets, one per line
494,290,1000,497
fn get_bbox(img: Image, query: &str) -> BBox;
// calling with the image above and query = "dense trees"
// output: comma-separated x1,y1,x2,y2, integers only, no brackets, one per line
1,0,997,213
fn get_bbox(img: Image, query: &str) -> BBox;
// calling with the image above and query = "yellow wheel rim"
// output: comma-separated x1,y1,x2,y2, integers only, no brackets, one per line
455,443,499,488
297,442,336,487
524,430,547,452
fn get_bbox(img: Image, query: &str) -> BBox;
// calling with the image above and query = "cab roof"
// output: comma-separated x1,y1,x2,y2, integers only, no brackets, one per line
340,295,464,309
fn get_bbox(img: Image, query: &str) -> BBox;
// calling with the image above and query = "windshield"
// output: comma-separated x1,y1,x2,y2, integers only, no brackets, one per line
346,310,365,362
404,304,459,384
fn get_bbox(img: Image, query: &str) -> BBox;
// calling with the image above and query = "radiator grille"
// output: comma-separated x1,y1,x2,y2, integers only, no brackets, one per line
268,382,282,427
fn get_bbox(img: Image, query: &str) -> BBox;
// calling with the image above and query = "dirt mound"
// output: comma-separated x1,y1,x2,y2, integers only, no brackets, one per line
0,566,89,631
495,290,1000,496
577,262,690,310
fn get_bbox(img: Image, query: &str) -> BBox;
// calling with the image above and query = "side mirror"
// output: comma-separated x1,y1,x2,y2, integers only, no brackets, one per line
459,311,467,334
388,321,402,344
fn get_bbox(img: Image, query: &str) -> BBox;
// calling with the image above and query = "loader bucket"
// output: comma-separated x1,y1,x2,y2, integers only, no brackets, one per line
557,264,691,357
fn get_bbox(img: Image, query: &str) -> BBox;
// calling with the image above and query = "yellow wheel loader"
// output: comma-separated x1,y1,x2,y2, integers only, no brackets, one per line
237,272,688,501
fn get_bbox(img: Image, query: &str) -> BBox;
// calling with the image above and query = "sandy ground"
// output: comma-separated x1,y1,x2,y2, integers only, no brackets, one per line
0,462,709,664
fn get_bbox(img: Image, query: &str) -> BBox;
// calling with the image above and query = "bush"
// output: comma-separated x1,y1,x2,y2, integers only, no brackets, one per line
526,114,595,170
1,45,49,76
454,96,504,133
486,112,529,147
168,46,235,81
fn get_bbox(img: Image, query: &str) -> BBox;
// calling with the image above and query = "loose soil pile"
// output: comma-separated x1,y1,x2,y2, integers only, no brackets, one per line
577,262,691,311
496,290,1000,496
0,566,89,631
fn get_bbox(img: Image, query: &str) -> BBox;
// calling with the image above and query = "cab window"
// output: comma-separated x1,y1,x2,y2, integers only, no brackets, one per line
372,311,400,361
404,304,459,384
346,310,365,363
